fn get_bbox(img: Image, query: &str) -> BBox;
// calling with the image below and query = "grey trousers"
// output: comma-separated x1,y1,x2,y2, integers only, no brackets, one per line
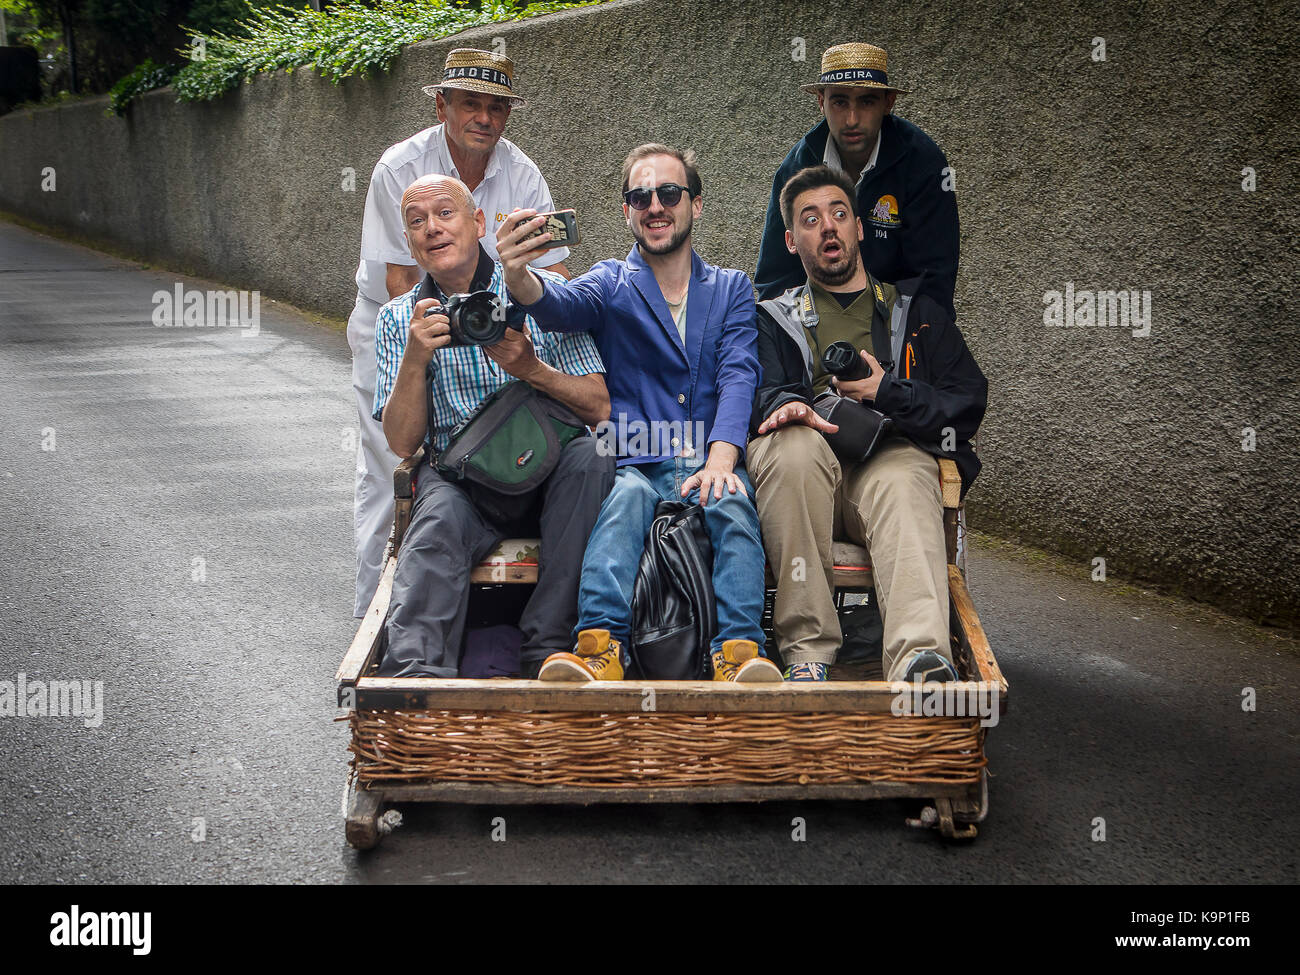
380,436,615,678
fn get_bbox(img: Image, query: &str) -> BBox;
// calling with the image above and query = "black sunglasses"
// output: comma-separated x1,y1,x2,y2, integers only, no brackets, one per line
623,183,692,210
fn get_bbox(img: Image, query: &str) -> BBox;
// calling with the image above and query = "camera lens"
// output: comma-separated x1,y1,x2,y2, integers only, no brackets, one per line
458,300,495,341
822,341,869,381
448,291,507,346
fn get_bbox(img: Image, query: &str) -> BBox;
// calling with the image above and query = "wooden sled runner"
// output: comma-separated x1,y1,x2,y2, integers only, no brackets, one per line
337,448,1007,849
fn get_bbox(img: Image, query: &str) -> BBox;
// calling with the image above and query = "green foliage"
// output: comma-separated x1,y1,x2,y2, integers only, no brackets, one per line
8,0,307,102
1,0,63,48
107,57,180,115
171,0,595,103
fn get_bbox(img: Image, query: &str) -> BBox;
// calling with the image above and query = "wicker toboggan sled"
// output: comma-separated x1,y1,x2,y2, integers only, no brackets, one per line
337,448,1007,848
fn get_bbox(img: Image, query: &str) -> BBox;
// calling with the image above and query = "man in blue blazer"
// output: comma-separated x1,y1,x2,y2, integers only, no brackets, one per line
498,143,782,683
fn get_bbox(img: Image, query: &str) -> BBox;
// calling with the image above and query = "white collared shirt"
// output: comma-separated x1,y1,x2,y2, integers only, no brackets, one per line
823,128,882,185
353,123,567,307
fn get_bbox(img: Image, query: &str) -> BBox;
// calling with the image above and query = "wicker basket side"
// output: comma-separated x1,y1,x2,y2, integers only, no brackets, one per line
350,709,986,788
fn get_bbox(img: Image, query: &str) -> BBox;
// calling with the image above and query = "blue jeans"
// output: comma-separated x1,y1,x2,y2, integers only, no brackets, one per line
575,455,768,659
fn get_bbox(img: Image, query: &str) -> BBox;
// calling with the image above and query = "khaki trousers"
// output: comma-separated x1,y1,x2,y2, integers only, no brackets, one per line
747,425,950,678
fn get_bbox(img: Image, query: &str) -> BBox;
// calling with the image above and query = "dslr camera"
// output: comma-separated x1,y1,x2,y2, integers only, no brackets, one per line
813,341,896,462
423,288,527,347
821,341,891,381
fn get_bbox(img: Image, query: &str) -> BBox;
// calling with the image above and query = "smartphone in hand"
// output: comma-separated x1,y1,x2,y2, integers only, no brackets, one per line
519,209,579,250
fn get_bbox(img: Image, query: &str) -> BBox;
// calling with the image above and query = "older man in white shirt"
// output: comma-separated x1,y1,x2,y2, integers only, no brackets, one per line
348,48,570,616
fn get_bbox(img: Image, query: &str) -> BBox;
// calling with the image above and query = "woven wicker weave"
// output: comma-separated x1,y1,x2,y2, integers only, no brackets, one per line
350,710,986,787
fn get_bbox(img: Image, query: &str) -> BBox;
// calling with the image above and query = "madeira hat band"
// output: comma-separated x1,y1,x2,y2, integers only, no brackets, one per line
800,42,909,95
422,48,525,106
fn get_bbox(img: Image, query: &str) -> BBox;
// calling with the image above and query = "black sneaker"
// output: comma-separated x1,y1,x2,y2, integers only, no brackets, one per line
892,648,959,683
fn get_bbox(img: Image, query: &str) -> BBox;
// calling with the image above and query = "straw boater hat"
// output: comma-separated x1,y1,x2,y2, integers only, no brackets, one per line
421,48,525,106
800,42,909,95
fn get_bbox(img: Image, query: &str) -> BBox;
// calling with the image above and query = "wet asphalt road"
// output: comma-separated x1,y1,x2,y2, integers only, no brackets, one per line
0,220,1296,884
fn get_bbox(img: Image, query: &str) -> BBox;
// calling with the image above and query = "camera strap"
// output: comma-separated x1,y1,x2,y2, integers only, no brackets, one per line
869,277,897,375
413,271,445,308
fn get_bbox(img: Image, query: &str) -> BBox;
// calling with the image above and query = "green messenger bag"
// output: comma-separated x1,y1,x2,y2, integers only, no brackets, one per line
434,380,588,525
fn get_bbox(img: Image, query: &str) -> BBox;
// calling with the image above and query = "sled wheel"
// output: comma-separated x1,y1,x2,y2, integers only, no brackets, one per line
935,797,978,841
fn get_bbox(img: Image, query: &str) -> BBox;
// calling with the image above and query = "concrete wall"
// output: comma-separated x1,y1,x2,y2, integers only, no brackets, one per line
2,0,1297,625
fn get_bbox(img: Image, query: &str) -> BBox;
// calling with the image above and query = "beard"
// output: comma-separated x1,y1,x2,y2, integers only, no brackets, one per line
633,213,693,256
808,238,859,287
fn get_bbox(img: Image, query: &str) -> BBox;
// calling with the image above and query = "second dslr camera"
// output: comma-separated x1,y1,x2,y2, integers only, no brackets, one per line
423,288,527,347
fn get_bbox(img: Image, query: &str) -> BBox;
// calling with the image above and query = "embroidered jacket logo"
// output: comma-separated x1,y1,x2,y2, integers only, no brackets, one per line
870,194,901,228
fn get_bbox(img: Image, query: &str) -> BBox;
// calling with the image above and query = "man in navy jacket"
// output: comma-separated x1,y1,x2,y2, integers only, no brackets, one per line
499,143,782,683
748,165,985,683
754,42,959,314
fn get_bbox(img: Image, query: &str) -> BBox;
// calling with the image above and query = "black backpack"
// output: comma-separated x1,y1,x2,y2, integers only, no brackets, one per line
628,501,716,679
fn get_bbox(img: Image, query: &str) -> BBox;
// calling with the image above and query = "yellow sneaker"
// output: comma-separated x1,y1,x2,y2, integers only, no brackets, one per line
538,629,625,682
712,640,783,683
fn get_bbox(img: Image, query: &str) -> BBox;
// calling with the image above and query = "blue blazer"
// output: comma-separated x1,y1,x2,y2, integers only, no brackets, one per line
518,245,760,466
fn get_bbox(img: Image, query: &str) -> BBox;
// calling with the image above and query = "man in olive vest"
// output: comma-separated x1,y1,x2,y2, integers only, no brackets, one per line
748,165,985,682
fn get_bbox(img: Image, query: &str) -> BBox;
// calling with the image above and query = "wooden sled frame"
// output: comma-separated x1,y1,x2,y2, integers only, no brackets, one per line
337,447,1007,849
